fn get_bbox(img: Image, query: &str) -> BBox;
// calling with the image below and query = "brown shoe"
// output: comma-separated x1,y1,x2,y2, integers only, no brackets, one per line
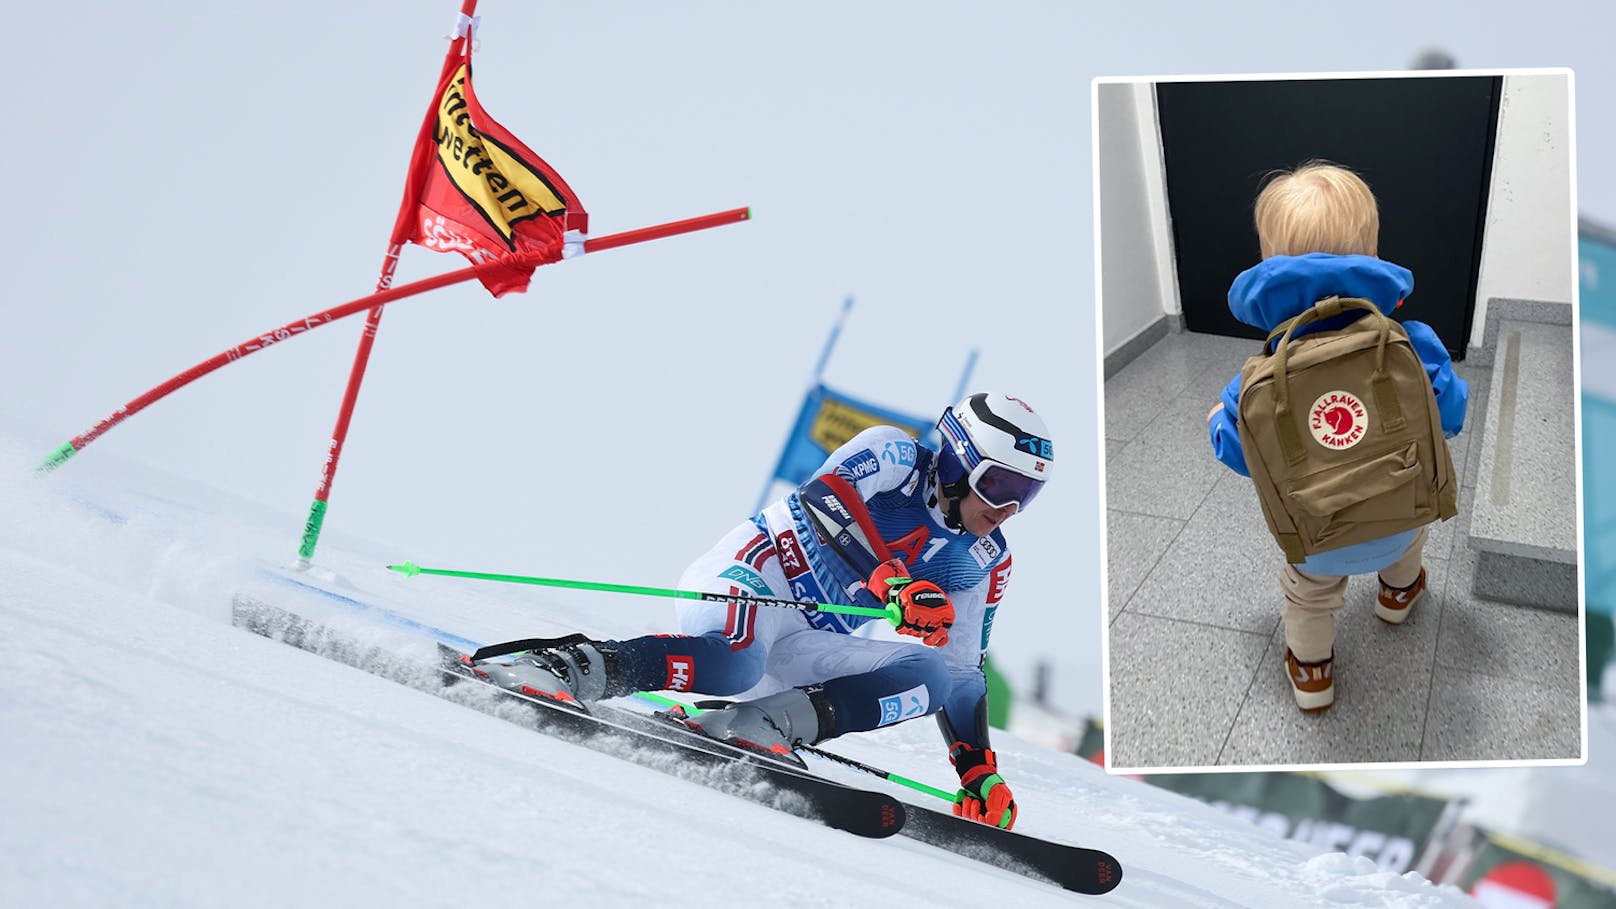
1376,567,1427,625
1284,648,1334,712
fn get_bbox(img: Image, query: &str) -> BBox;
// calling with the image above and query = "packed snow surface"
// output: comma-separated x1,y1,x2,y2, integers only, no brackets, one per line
0,441,1492,908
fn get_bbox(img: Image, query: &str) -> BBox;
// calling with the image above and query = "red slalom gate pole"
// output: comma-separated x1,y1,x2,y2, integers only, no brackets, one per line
291,206,755,566
293,0,482,568
582,207,752,254
35,207,751,476
36,251,528,473
294,262,394,566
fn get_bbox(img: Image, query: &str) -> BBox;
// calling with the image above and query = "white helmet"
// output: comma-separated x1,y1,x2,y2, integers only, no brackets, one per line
935,393,1053,512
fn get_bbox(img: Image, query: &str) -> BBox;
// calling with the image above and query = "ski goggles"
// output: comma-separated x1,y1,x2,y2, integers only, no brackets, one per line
965,460,1046,512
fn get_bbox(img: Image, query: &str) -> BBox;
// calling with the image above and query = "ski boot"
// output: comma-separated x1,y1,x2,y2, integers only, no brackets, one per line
474,634,627,710
680,686,836,763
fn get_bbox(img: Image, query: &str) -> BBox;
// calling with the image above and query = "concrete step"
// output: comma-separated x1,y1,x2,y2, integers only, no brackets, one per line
1468,318,1579,611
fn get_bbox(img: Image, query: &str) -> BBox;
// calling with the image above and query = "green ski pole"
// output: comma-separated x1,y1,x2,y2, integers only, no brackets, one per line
387,560,902,627
800,743,963,804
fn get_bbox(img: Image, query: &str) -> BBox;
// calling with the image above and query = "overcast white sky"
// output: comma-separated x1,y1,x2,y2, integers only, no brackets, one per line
3,1,1611,716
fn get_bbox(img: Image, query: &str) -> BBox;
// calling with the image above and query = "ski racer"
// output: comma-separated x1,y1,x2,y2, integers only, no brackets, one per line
478,392,1052,830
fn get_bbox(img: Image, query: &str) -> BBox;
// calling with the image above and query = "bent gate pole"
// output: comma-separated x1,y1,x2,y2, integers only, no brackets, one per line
35,207,750,474
296,0,481,567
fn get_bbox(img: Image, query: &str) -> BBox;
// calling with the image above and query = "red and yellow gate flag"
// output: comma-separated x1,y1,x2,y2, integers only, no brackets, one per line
392,40,588,297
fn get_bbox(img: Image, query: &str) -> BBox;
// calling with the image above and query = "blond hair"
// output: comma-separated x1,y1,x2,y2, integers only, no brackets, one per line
1253,161,1379,259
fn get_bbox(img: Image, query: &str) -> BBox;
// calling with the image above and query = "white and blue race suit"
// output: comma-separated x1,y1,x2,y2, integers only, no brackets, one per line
606,426,1012,746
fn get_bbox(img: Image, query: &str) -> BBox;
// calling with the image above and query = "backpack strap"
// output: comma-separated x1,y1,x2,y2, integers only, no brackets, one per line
1265,296,1407,465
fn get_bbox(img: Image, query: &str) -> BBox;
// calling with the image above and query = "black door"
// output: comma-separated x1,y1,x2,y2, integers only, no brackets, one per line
1157,76,1501,358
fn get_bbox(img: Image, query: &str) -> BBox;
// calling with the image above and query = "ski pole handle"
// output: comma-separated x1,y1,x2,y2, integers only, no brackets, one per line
388,561,901,625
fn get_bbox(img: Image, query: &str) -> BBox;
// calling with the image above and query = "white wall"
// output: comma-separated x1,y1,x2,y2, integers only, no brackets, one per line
1471,71,1577,345
1096,81,1177,359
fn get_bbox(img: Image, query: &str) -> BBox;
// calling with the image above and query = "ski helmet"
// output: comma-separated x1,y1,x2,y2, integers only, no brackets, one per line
935,393,1053,512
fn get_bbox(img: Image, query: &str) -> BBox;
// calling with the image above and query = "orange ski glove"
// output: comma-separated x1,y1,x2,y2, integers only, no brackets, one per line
866,558,913,602
867,558,954,646
950,743,1017,830
890,580,954,646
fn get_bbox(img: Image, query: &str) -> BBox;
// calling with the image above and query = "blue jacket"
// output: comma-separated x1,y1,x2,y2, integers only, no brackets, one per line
1208,254,1468,573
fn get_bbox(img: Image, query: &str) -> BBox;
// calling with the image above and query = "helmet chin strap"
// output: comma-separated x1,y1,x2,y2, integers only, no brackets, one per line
933,467,971,532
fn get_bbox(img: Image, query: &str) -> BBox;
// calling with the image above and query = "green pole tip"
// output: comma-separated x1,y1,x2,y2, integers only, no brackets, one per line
389,561,422,577
36,442,77,473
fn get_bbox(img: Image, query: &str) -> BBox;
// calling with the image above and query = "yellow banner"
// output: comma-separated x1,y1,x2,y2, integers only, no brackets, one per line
434,64,566,244
808,397,891,452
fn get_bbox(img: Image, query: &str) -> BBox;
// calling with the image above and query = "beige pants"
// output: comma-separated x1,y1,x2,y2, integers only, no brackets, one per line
1281,525,1429,662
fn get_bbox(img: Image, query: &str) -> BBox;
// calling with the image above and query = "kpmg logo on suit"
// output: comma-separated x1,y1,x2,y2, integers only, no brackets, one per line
839,450,881,481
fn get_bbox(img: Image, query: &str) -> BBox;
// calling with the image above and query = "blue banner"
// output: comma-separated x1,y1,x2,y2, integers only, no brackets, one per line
1580,221,1616,332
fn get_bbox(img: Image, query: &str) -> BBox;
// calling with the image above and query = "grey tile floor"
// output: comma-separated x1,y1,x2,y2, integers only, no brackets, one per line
1104,329,1582,769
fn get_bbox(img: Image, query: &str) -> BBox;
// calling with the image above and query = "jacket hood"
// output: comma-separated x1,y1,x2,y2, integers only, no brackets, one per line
1227,254,1414,333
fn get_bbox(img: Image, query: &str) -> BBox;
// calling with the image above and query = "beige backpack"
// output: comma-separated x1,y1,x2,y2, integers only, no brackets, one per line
1236,296,1458,564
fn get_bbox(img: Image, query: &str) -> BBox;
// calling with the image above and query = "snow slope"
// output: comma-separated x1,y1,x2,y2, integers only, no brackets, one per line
0,436,1485,908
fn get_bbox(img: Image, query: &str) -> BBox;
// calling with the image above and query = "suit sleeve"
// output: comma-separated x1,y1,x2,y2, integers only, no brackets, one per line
1404,320,1468,438
933,554,1009,751
797,426,922,600
1208,371,1250,477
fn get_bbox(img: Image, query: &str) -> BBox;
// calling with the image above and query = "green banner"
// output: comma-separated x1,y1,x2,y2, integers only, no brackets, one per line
982,652,1012,730
1582,219,1616,700
1459,831,1616,908
1078,717,1106,762
1144,773,1452,873
1072,723,1450,873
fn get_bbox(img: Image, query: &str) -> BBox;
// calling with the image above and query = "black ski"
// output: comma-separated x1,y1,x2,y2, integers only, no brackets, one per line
440,644,815,773
898,801,1122,895
231,598,903,839
438,646,905,837
686,695,1124,894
